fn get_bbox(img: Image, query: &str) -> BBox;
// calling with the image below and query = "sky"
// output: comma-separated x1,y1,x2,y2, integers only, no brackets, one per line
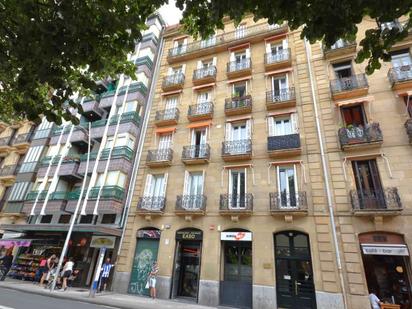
158,0,183,26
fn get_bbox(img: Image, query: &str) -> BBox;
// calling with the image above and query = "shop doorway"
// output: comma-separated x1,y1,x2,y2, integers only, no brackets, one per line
128,229,161,296
171,229,203,301
274,231,316,309
220,230,253,309
360,232,412,308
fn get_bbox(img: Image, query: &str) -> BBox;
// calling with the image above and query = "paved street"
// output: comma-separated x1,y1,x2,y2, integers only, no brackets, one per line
0,287,119,309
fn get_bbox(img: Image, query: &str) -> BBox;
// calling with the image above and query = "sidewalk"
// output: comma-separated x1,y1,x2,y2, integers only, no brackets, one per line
0,279,215,309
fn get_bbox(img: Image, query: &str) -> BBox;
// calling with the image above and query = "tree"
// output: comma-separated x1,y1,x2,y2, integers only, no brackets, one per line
1,0,411,123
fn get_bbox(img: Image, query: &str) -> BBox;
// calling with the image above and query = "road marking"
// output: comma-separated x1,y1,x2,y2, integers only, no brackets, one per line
0,305,15,309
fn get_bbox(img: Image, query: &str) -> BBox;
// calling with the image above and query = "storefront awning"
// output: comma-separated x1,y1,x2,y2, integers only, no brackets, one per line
0,224,122,237
361,244,409,256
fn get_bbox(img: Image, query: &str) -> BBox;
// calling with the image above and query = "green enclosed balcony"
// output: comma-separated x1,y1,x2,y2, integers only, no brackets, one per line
90,111,140,128
49,191,69,200
26,190,48,201
80,146,134,162
67,186,124,201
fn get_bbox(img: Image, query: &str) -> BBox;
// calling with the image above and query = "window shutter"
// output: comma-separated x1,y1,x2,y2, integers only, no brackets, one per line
246,48,251,59
225,123,232,141
246,119,252,138
282,39,288,49
201,170,205,194
291,113,299,133
161,173,169,197
244,167,248,193
144,174,153,196
276,166,281,193
268,117,275,137
212,57,217,66
266,43,271,54
197,60,202,69
181,64,186,74
230,52,235,62
173,40,178,48
183,171,189,195
167,67,173,75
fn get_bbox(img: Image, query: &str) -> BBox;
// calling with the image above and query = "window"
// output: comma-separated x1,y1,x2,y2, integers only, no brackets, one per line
144,174,168,197
333,61,353,79
165,96,178,110
381,20,401,31
200,36,216,48
229,49,250,71
173,38,187,55
276,165,298,207
190,127,208,157
8,182,32,201
40,215,52,224
341,105,366,126
158,133,172,149
96,171,127,188
124,100,138,113
271,75,288,98
268,114,298,137
80,215,94,224
55,179,69,192
197,91,211,104
229,169,246,209
182,171,205,209
233,82,247,97
58,215,71,224
105,134,135,149
101,214,117,224
391,50,412,82
266,40,288,63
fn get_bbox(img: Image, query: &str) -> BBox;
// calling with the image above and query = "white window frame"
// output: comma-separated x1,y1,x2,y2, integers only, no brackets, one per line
276,165,299,208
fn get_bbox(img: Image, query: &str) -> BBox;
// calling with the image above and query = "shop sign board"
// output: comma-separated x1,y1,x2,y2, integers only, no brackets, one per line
362,244,409,256
0,239,31,248
176,230,202,241
221,232,252,242
90,236,116,249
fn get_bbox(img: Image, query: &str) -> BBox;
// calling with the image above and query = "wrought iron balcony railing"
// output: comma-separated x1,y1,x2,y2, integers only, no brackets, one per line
330,73,368,93
350,187,402,211
225,95,252,111
155,108,179,122
182,144,210,160
266,88,296,104
219,194,253,211
323,39,356,52
227,58,251,73
0,164,18,177
12,133,32,145
188,102,214,117
167,22,287,58
138,196,166,211
162,73,185,88
388,65,412,85
176,195,206,211
269,192,308,210
147,148,173,162
0,136,12,147
338,123,383,148
193,66,217,81
265,48,291,65
222,139,252,156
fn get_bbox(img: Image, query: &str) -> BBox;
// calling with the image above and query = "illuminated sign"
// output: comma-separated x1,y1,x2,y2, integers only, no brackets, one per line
221,232,252,241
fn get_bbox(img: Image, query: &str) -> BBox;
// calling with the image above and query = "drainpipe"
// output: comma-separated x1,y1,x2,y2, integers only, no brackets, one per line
117,29,166,255
303,38,348,309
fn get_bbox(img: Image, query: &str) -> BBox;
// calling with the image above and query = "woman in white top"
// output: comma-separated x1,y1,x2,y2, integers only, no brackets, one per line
61,257,74,291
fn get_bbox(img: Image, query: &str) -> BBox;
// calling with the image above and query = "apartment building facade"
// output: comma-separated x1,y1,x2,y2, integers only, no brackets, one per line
0,14,165,286
114,16,412,309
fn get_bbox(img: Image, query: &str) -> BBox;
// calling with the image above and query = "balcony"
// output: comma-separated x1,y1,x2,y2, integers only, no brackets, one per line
187,102,214,121
90,111,141,140
0,136,12,154
137,196,165,216
12,133,31,151
167,22,288,63
78,146,133,174
161,73,185,92
192,66,217,85
405,118,412,143
50,126,89,149
323,40,357,60
181,144,210,164
155,108,179,126
2,202,24,214
80,97,104,121
226,59,252,79
338,123,383,151
0,164,18,185
37,155,81,180
264,48,292,71
330,74,369,101
350,187,402,216
267,134,301,158
219,194,253,218
266,88,296,110
269,192,308,216
66,186,125,214
100,82,147,109
224,95,252,116
26,190,48,201
32,127,53,140
222,140,252,161
146,148,173,167
388,66,412,91
175,195,206,217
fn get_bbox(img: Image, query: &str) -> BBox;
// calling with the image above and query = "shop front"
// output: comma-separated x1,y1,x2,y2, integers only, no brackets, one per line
171,228,203,301
360,232,412,309
274,231,316,309
220,230,253,309
128,228,161,296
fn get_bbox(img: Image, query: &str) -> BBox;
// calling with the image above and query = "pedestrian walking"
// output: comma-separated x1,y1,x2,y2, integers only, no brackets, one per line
0,249,13,281
369,288,383,309
147,261,159,299
61,257,74,291
40,254,56,287
99,258,114,292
